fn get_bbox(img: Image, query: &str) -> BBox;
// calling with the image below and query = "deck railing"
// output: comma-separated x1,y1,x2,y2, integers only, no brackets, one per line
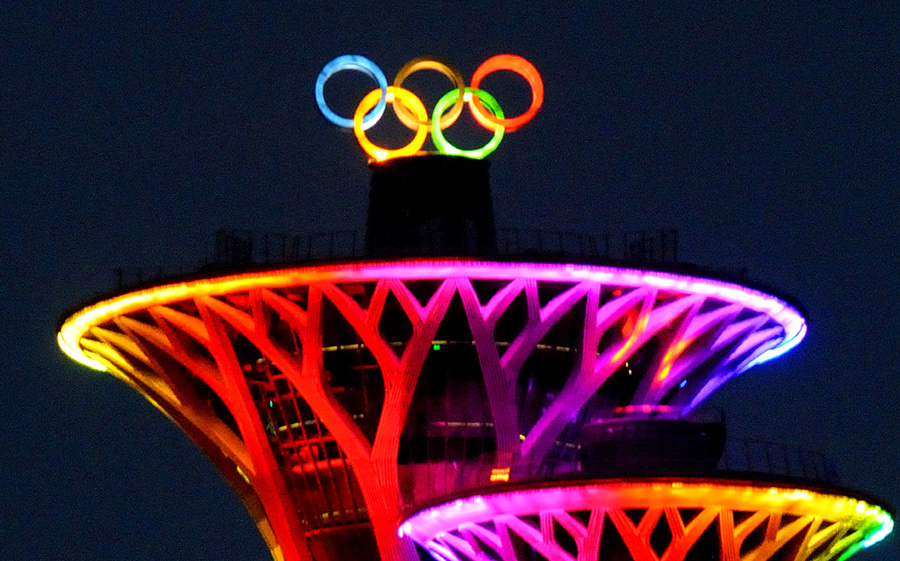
397,434,842,507
114,227,680,289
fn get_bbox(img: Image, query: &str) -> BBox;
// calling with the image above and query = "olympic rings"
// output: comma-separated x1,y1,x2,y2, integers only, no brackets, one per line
317,54,542,160
431,88,504,159
354,86,429,162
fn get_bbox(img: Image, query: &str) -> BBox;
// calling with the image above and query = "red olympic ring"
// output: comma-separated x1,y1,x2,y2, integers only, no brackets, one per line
469,54,543,132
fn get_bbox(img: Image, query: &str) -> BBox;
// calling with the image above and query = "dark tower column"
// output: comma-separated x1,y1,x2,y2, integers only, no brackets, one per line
365,155,497,257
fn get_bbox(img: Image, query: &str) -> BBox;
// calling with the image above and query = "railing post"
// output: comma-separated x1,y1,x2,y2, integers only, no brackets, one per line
673,229,679,262
291,235,301,260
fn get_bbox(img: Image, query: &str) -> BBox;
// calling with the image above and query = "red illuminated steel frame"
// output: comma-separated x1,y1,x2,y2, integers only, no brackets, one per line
58,259,889,561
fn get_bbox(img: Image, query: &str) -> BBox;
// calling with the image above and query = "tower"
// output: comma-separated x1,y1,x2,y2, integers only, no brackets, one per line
58,56,891,561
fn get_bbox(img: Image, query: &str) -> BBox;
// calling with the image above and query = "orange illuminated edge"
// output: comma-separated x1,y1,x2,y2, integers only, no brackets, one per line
58,259,806,372
400,479,893,550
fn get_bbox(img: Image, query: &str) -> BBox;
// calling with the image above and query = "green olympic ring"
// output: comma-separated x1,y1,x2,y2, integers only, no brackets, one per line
431,88,504,160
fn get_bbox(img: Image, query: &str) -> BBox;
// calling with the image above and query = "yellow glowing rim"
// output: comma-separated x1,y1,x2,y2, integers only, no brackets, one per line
353,86,428,162
392,57,466,131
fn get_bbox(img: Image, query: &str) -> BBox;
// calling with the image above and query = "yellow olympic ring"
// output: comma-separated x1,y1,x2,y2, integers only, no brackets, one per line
392,57,466,131
354,86,429,162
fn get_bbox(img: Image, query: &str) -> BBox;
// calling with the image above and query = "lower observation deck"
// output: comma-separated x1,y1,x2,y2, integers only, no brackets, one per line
402,479,892,561
57,258,847,561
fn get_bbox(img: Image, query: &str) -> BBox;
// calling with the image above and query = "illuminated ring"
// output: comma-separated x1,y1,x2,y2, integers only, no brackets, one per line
392,57,466,131
354,86,428,161
469,54,543,132
431,88,505,160
316,55,388,130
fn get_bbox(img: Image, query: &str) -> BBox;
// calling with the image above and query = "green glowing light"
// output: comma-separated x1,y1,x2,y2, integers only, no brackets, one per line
433,344,441,351
863,517,894,548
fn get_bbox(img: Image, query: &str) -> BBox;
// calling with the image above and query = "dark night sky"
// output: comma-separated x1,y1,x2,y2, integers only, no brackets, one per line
2,2,898,560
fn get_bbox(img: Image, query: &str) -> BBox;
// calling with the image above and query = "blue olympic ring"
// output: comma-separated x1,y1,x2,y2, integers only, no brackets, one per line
315,55,388,131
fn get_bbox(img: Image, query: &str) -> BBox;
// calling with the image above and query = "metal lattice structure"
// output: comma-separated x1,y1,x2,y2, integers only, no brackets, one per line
59,259,890,561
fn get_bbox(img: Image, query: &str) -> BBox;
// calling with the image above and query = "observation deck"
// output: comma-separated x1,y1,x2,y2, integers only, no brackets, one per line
58,156,891,561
